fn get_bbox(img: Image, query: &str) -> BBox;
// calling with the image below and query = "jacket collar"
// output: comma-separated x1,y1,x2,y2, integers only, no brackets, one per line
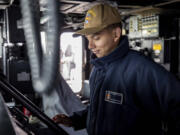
90,36,129,68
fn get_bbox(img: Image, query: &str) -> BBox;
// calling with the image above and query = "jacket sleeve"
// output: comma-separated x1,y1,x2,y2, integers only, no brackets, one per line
69,107,88,130
134,63,180,134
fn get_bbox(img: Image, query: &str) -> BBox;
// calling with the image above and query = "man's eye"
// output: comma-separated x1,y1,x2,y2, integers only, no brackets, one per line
93,36,100,40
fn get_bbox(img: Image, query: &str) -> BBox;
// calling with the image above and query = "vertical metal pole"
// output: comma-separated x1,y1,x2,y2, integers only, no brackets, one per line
170,18,179,75
2,45,7,76
5,8,10,43
178,18,180,78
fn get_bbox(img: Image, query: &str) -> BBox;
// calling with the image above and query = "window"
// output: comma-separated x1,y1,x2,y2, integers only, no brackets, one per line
60,32,83,93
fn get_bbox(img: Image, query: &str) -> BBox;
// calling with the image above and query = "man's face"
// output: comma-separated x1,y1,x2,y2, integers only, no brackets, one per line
85,28,120,58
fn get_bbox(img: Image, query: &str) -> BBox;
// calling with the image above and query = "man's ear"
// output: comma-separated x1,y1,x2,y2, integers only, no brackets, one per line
113,27,121,42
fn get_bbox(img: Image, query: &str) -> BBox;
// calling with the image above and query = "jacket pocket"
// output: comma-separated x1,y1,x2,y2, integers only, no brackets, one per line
105,90,123,105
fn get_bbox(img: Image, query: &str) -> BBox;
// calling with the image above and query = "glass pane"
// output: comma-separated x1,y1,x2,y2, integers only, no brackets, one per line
60,32,83,93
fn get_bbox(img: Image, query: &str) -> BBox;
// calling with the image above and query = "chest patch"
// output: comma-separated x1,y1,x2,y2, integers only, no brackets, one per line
105,91,123,105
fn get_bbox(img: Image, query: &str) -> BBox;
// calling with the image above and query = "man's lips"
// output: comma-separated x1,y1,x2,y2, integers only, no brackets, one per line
92,50,99,54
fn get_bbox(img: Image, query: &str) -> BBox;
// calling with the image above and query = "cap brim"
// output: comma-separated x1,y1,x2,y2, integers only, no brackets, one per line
75,25,106,35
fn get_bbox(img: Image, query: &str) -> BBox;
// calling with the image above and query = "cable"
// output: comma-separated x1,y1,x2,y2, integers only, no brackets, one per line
20,0,60,94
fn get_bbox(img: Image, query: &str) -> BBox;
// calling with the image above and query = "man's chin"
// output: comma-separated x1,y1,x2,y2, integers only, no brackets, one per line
93,53,104,58
96,55,103,58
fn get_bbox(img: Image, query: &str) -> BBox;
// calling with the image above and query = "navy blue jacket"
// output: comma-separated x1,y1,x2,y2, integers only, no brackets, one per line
71,36,180,135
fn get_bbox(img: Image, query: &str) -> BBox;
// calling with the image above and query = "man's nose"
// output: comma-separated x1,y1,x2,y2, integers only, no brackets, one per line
88,40,95,50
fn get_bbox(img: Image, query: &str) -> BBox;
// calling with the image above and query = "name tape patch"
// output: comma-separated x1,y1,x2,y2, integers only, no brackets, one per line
105,91,123,105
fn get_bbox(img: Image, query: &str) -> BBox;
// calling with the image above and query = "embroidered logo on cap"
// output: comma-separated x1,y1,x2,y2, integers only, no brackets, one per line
84,10,96,25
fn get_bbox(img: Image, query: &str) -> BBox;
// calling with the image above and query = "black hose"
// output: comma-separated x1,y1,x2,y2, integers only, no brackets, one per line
20,0,60,94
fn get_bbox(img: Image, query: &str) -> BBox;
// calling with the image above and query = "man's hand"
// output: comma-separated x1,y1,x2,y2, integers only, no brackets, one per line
52,114,73,127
